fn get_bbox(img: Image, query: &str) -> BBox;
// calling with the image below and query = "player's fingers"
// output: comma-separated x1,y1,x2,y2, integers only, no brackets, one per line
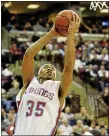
78,18,81,27
67,15,71,23
75,14,78,22
77,20,80,26
78,17,81,23
75,14,79,22
73,13,76,22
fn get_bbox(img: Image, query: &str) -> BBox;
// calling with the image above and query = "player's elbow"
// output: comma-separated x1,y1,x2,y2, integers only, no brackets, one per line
24,50,33,59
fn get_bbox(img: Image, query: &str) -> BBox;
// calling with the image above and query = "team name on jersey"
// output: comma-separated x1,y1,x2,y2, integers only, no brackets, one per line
26,87,54,100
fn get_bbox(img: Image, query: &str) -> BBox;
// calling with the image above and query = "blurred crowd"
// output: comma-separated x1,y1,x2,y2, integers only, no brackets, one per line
56,106,109,135
74,36,109,105
4,14,109,34
5,16,52,32
2,2,109,34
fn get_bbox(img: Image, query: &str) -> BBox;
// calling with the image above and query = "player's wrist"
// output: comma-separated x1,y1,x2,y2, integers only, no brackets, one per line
47,30,55,38
68,32,75,37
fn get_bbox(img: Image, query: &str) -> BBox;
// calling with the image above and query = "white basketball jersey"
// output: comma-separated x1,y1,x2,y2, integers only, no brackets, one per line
14,77,62,135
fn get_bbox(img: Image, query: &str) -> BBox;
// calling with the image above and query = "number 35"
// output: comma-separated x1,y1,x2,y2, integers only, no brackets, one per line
26,100,46,117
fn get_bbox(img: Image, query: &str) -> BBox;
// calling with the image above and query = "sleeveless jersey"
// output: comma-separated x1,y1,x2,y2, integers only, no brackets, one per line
14,77,62,135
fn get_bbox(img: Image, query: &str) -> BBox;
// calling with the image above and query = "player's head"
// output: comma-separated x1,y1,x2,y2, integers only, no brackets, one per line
38,64,56,81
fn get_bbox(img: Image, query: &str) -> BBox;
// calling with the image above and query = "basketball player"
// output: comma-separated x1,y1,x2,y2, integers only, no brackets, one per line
14,14,80,135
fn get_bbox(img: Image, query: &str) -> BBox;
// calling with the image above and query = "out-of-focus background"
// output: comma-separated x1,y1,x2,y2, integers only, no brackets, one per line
1,1,109,135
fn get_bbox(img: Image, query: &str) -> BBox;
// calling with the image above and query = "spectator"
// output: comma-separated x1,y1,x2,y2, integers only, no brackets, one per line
89,120,97,130
8,106,16,119
98,65,108,78
2,87,14,112
24,22,33,31
7,79,20,99
75,120,83,133
9,42,21,64
46,40,53,50
1,107,7,122
91,24,99,33
6,21,13,31
72,125,78,134
58,118,72,135
80,107,89,118
98,120,106,129
101,48,108,62
64,106,75,126
33,19,46,31
84,130,102,136
2,113,14,130
78,107,90,125
6,124,14,136
56,127,69,135
102,87,109,106
10,23,19,32
29,16,36,25
84,131,93,135
2,64,13,77
100,128,108,136
89,130,102,136
89,65,98,78
82,125,89,134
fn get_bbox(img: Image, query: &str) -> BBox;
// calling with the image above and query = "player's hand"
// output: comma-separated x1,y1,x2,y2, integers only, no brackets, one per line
49,24,64,37
67,14,80,35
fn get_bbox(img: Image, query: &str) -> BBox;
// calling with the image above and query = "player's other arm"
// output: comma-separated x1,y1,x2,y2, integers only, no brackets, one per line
60,14,80,99
22,27,59,85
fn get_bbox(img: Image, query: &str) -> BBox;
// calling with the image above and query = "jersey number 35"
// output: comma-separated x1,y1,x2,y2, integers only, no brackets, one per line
26,100,46,117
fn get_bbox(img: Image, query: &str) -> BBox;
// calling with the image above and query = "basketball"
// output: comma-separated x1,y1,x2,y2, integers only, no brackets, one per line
55,10,79,36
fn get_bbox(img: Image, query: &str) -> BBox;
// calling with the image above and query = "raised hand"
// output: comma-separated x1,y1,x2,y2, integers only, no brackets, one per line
49,24,64,37
67,13,80,35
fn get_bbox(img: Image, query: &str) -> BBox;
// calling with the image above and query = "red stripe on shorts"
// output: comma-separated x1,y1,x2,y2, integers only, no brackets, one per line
51,108,61,136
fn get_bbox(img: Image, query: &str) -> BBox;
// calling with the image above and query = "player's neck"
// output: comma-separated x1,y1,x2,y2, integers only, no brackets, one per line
39,77,53,84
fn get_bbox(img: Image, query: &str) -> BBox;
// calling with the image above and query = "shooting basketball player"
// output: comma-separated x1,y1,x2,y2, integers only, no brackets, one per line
14,14,80,135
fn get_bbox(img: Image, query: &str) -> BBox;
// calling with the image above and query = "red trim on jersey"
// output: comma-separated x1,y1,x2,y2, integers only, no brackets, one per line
17,100,21,111
13,100,21,134
51,108,61,136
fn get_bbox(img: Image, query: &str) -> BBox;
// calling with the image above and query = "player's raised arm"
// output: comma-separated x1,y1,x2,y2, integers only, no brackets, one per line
60,14,80,99
22,27,59,85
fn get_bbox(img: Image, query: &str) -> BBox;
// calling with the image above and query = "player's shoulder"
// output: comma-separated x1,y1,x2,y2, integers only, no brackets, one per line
32,76,38,82
29,76,39,84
